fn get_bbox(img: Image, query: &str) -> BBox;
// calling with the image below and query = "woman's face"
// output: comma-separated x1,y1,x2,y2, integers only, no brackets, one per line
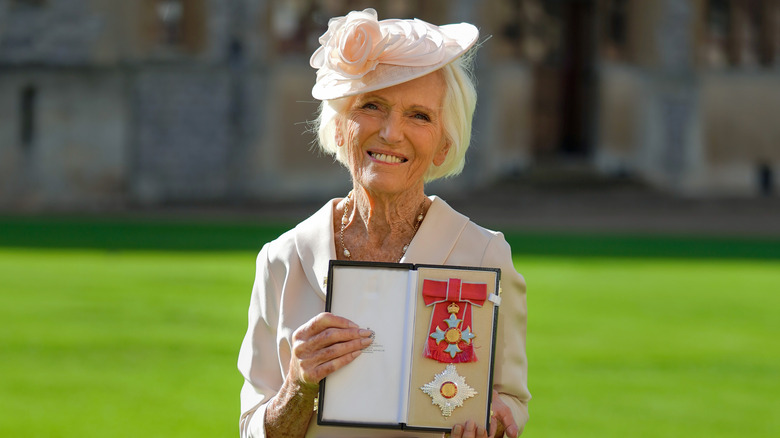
338,72,450,196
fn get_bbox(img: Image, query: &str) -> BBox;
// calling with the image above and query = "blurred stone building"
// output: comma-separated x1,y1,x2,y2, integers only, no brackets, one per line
1,0,779,209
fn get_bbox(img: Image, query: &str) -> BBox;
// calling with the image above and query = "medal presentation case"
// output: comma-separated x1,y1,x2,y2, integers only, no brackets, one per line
317,260,502,433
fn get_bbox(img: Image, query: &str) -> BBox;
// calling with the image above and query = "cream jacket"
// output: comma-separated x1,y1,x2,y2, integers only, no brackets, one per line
238,196,530,437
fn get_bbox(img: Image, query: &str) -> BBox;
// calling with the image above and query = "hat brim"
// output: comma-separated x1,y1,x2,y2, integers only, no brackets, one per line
312,23,479,101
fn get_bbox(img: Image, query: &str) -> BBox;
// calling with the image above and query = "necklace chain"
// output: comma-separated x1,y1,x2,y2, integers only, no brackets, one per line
340,191,426,262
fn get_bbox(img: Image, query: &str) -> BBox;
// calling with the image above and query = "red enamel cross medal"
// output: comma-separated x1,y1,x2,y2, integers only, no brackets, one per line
422,278,487,363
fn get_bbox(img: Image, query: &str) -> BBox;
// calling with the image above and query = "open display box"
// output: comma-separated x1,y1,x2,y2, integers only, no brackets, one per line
318,260,501,433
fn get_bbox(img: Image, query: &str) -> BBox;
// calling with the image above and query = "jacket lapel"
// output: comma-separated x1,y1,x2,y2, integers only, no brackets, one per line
294,200,337,300
401,196,470,265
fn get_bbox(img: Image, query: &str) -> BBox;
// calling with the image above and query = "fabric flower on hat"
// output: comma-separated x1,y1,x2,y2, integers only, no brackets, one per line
310,8,451,81
311,9,389,79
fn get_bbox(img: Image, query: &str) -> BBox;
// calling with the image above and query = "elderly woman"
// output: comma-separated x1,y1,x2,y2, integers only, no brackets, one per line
238,9,530,438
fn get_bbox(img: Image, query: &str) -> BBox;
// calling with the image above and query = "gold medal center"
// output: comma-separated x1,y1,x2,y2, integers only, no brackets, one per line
444,327,462,344
440,381,458,399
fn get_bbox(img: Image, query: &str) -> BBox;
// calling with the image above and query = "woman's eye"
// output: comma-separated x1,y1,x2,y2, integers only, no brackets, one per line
413,113,431,122
362,102,379,110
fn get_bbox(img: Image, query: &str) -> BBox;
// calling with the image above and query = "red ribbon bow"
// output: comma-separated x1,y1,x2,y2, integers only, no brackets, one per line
422,278,487,307
422,278,487,363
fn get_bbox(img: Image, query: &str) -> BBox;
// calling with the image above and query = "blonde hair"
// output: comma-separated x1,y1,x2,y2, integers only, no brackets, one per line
314,54,477,182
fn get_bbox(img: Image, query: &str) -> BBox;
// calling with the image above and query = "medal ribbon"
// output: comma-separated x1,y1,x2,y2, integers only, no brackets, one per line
422,278,487,363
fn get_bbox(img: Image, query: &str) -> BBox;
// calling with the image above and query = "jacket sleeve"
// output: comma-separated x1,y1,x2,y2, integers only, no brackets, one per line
482,232,531,434
237,243,285,438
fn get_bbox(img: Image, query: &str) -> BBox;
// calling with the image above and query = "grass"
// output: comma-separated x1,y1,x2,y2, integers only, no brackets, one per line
520,256,779,437
0,249,252,437
0,216,778,437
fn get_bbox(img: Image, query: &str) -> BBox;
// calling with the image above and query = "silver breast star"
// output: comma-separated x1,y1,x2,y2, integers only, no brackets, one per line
420,364,478,417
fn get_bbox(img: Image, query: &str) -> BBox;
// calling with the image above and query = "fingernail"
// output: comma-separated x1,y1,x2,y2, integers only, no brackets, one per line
351,350,362,358
359,329,373,337
453,424,463,434
361,337,373,346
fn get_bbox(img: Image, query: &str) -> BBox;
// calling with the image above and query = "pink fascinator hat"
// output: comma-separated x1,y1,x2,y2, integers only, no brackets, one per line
310,8,479,100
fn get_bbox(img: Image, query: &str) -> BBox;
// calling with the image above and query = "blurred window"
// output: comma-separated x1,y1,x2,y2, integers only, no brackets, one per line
734,0,770,67
494,0,563,63
600,0,629,62
157,0,184,46
704,0,734,67
20,86,36,150
145,0,206,54
703,0,778,68
776,2,780,63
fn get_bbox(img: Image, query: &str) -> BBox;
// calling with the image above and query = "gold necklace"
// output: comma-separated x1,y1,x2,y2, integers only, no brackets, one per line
340,191,426,262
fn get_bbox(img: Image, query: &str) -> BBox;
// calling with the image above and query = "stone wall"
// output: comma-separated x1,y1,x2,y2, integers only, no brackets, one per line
0,68,129,208
0,0,102,65
132,66,233,203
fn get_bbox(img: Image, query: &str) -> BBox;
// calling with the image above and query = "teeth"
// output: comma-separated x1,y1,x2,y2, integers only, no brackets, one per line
371,152,404,164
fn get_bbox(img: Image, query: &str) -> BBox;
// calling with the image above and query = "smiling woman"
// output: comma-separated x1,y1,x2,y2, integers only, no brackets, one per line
237,8,530,438
338,72,449,202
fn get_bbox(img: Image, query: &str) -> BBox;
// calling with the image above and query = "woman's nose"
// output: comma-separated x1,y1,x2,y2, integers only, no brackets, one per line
379,113,404,144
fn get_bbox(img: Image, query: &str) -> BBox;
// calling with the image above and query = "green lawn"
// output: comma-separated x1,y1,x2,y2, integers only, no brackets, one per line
0,217,778,437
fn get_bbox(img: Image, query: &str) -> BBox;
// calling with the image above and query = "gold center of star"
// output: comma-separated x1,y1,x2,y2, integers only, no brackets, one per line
440,381,458,399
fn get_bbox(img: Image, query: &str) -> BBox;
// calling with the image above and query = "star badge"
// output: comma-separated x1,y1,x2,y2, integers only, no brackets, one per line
420,364,478,417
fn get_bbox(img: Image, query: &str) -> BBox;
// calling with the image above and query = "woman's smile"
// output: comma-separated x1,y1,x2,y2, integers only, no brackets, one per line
367,150,408,164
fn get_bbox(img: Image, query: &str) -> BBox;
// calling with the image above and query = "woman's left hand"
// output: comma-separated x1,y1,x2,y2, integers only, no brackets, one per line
448,420,487,438
446,390,518,438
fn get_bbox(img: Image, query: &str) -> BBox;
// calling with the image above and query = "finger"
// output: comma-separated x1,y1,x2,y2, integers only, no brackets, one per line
489,415,497,438
462,420,477,438
305,346,364,382
495,409,516,438
296,312,359,337
293,325,371,356
451,424,464,438
491,392,517,438
315,312,360,329
302,335,372,368
293,328,371,364
310,326,373,349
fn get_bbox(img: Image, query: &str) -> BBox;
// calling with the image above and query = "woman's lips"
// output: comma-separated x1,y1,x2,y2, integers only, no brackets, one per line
368,151,407,164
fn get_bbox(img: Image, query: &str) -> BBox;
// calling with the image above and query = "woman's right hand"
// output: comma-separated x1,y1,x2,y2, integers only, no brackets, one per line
288,312,373,391
266,313,371,437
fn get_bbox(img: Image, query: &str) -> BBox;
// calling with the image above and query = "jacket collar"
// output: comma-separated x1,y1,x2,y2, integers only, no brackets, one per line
401,196,470,265
293,199,337,300
293,196,470,299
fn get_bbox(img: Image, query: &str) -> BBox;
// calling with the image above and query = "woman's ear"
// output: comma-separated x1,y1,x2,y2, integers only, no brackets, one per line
335,126,344,147
433,140,451,166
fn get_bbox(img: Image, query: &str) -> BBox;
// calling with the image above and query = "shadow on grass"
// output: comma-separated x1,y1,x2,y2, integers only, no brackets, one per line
1,216,779,260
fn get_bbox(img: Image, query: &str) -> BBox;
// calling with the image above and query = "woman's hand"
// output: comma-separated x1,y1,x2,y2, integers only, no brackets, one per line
488,390,519,437
265,313,372,438
447,390,518,438
288,312,373,390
